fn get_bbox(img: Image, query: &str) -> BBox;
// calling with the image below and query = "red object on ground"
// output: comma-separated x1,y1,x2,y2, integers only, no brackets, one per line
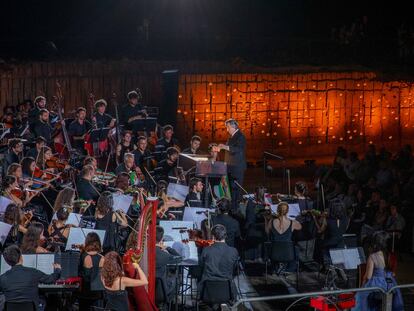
310,293,355,311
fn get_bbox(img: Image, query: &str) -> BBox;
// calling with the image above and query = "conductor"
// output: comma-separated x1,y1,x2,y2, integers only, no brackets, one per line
213,119,246,210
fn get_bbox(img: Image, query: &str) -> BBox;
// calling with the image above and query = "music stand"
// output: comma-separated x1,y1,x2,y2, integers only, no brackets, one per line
196,160,227,209
129,117,157,134
89,127,111,143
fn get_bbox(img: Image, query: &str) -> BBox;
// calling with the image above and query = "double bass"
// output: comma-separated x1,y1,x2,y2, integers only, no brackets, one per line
123,197,158,311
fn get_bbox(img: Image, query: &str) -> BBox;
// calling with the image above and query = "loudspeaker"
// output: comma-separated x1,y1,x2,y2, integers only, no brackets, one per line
160,69,179,128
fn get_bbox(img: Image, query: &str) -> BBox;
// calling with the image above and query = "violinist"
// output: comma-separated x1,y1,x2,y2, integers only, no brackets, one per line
2,175,36,208
115,152,137,175
76,164,100,207
25,136,46,159
53,187,76,213
20,156,51,186
47,205,71,250
92,99,115,129
78,232,105,310
83,155,98,170
68,107,92,154
33,109,53,144
36,146,55,171
21,222,49,254
265,202,302,241
2,138,23,178
211,199,241,247
2,203,30,248
155,147,179,181
94,192,128,253
28,95,47,128
132,136,152,168
7,163,30,188
116,130,136,165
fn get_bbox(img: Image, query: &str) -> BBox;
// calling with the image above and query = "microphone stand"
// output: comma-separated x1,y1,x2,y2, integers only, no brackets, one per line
262,151,284,193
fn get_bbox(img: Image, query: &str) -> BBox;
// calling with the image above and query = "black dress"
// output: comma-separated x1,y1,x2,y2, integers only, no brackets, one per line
105,277,129,311
78,252,104,309
95,212,118,253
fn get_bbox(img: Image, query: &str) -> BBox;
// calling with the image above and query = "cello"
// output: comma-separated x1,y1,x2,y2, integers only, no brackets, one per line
123,197,158,311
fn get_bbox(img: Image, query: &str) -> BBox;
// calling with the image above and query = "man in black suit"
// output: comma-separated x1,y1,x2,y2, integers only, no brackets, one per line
184,177,204,207
155,226,182,302
211,199,241,247
199,224,239,301
0,245,61,309
214,119,247,210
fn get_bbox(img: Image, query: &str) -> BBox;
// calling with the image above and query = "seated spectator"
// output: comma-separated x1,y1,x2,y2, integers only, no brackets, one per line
0,245,61,309
385,204,405,238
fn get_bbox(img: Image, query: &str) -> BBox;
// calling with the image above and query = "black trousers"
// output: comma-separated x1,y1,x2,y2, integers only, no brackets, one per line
228,168,245,211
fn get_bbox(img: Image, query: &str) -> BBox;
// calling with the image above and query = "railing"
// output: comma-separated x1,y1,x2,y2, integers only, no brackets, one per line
221,283,414,311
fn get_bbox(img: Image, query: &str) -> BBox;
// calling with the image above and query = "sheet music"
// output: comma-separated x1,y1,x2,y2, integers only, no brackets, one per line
65,228,106,251
0,221,12,245
159,221,193,241
183,207,215,229
66,213,82,227
113,194,133,213
288,203,301,220
22,254,37,269
36,254,55,274
0,196,13,214
0,256,11,275
330,248,362,269
167,183,189,202
164,241,198,264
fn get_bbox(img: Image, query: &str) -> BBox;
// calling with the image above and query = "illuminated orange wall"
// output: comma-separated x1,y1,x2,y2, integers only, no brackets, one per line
176,72,414,160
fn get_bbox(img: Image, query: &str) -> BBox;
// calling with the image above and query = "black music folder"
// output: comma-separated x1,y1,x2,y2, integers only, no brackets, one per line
130,117,157,132
89,127,111,143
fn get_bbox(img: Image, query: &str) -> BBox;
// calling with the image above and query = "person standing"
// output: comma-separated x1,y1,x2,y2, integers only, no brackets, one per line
213,119,246,210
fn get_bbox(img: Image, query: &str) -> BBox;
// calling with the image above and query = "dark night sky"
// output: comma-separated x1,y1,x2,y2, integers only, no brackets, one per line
0,1,411,62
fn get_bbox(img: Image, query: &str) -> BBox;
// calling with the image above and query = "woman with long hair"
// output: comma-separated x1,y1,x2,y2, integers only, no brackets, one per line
36,146,54,171
53,187,76,213
95,191,128,253
48,206,71,249
1,203,29,248
78,232,105,310
21,222,48,253
353,231,404,310
1,175,35,208
101,251,148,311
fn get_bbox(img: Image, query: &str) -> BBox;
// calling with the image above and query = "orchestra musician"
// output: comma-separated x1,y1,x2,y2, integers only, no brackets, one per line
53,187,76,213
182,135,202,154
213,119,246,210
155,146,179,182
25,136,47,159
115,152,137,175
0,245,61,309
28,96,47,128
47,205,71,251
155,125,179,161
20,222,49,254
68,107,92,154
184,177,204,207
94,191,128,253
76,164,100,208
101,251,148,311
2,175,36,208
2,203,30,248
211,199,241,247
92,99,115,129
33,109,53,144
132,136,152,168
120,90,146,127
2,138,23,177
83,156,99,171
78,232,105,310
116,131,136,165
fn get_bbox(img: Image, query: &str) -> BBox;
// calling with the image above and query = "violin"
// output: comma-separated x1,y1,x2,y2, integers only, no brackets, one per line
33,166,59,181
181,229,215,248
46,156,69,171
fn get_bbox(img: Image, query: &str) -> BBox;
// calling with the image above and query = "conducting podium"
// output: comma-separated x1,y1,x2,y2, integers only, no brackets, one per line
178,153,227,208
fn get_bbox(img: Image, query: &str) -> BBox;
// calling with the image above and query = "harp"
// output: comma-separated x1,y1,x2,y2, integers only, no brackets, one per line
123,196,158,311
